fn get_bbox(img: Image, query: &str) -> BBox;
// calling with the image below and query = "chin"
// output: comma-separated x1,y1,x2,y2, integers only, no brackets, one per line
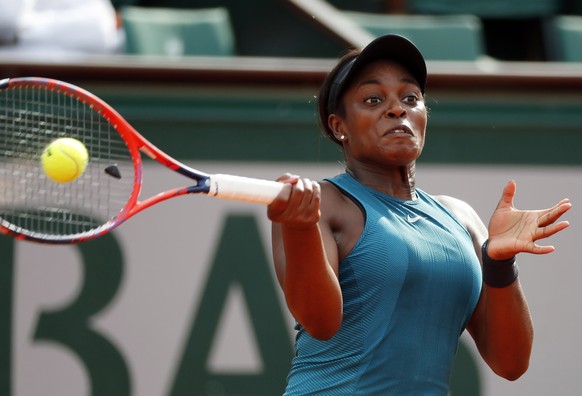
385,147,422,161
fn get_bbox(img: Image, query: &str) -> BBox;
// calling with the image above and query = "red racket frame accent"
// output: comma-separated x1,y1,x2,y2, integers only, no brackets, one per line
0,77,213,244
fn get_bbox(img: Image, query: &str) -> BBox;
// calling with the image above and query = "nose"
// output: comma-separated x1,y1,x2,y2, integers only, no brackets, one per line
386,101,406,118
385,103,406,118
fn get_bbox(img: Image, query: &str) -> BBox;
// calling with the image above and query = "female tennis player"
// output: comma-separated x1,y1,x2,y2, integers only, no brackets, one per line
267,34,572,395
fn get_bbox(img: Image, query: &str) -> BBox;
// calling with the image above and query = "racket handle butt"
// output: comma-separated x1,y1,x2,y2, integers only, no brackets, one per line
208,174,283,204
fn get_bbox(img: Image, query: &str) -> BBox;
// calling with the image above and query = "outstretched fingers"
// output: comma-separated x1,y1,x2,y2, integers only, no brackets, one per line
488,180,572,257
538,198,572,227
529,198,572,253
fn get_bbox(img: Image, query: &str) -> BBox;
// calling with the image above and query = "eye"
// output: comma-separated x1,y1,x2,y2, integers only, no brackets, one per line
364,95,383,105
403,94,419,104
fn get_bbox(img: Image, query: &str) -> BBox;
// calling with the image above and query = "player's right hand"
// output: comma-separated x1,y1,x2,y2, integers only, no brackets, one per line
267,173,321,230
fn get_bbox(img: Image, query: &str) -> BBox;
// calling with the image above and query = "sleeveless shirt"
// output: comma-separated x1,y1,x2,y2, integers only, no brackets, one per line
283,173,482,395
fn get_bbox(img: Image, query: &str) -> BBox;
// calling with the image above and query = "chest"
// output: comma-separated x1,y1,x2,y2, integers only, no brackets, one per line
343,197,481,303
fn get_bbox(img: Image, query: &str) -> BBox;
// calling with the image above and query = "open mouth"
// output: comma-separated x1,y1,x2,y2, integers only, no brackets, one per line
384,125,413,136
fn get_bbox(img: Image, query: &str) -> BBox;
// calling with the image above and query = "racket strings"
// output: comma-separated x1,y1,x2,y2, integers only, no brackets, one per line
0,83,136,240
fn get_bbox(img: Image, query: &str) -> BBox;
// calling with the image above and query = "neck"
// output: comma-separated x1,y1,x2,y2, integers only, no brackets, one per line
346,163,417,200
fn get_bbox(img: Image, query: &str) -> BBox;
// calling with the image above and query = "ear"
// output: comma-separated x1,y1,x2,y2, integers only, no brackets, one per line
328,114,347,142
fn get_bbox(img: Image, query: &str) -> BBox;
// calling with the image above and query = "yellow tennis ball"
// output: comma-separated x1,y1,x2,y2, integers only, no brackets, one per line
41,138,89,183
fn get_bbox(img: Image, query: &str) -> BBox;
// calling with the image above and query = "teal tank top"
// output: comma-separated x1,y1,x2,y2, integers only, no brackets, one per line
283,173,482,395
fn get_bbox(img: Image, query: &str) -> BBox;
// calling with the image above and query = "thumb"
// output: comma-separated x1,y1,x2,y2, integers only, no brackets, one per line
495,180,517,211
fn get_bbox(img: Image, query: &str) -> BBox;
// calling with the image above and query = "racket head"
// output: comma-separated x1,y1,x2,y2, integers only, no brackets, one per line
0,77,142,243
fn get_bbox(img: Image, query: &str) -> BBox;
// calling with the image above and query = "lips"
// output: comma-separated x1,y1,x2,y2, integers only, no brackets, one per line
384,125,413,136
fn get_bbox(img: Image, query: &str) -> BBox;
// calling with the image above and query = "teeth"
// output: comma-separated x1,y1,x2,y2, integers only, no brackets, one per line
386,127,411,135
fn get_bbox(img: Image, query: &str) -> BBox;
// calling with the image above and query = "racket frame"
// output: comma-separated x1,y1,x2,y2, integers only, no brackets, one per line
0,77,279,244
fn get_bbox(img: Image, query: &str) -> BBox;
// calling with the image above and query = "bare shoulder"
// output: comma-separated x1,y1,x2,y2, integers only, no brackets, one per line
320,180,364,261
320,180,349,205
320,180,357,222
435,194,487,244
435,195,475,218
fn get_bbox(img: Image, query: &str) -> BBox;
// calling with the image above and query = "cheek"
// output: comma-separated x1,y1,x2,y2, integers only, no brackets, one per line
343,110,375,135
420,116,428,136
414,108,428,135
412,111,428,149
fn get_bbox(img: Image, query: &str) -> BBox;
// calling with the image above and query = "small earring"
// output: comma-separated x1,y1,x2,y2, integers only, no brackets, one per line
339,135,346,141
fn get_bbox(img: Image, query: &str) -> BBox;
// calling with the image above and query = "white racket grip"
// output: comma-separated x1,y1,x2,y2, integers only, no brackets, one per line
208,174,284,204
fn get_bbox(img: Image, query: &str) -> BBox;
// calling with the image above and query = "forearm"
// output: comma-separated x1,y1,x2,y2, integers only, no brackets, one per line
472,280,533,380
282,224,343,340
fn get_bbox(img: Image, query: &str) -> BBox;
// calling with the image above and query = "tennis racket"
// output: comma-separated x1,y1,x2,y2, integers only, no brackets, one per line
0,77,284,244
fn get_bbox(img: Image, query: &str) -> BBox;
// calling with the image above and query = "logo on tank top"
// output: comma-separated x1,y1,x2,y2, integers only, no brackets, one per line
407,214,425,223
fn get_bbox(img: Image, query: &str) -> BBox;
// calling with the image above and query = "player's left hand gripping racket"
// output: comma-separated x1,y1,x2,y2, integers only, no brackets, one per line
0,77,285,244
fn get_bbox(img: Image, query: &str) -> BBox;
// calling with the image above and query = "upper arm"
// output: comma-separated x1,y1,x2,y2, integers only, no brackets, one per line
436,195,490,342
